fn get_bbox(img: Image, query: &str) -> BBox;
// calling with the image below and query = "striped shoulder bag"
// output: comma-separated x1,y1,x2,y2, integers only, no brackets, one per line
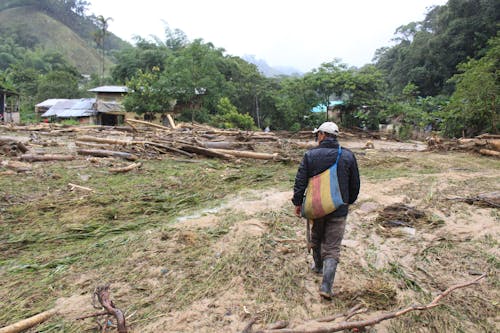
301,146,345,219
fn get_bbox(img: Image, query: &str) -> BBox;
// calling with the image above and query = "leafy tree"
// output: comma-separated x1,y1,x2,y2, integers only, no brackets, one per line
163,39,226,122
210,97,255,130
273,76,317,130
35,70,80,101
375,0,500,96
123,67,174,116
111,38,170,83
441,34,499,137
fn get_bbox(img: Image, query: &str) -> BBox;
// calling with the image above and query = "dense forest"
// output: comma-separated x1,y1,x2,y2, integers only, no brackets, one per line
0,0,498,137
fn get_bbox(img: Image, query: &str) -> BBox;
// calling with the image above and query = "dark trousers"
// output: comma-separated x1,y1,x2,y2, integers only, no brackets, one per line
311,215,347,262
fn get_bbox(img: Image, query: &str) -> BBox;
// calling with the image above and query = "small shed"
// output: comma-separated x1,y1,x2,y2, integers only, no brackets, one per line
0,85,20,123
88,86,128,126
35,99,69,115
41,98,97,124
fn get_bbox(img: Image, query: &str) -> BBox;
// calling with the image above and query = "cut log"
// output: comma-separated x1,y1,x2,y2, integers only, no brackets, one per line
109,162,142,173
0,309,58,333
479,149,500,157
211,148,279,160
77,149,138,161
19,154,75,162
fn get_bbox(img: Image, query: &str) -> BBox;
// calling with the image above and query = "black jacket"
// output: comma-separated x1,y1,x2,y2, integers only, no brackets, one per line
292,137,360,217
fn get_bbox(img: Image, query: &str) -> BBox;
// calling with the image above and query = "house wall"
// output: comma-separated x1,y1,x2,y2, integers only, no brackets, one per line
96,92,125,103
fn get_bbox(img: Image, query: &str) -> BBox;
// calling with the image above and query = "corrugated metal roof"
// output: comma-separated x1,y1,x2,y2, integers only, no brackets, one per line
88,86,128,93
36,99,69,108
41,98,96,118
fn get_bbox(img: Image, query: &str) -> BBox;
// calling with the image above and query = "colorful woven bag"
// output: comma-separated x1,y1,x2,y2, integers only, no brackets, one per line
301,146,345,219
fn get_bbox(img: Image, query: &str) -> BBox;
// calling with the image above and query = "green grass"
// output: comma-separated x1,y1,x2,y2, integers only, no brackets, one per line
1,146,499,332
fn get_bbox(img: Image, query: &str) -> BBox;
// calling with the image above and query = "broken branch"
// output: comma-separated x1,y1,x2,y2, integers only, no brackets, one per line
255,274,486,333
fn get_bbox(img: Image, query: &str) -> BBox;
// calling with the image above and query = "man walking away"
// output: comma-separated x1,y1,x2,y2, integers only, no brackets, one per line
292,122,360,299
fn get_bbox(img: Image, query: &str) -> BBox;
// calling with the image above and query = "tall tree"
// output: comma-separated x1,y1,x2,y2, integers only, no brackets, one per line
441,34,499,137
93,15,113,81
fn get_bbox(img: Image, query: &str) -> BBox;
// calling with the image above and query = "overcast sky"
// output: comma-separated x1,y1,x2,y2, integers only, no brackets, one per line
87,0,448,73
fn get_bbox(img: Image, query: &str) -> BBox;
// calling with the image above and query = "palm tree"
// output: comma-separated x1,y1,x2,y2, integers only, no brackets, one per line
93,15,113,82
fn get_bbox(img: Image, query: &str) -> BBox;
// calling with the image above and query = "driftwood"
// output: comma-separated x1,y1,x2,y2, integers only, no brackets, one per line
447,191,500,208
109,162,142,173
254,274,486,333
77,149,138,161
19,154,75,162
0,309,58,333
92,285,127,333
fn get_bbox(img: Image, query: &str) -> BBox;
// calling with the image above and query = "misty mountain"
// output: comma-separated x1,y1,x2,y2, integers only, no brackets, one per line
242,55,302,77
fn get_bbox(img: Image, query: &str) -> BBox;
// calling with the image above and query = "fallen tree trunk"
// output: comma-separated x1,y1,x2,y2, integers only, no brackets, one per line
19,154,75,162
76,135,132,146
0,309,58,333
212,148,279,160
180,145,234,160
77,149,138,161
479,149,500,157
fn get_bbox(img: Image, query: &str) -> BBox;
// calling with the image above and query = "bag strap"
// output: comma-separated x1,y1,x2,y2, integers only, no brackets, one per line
332,146,342,168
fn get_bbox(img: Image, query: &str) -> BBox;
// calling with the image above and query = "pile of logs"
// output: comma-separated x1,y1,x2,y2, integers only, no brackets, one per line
0,121,295,174
426,133,500,157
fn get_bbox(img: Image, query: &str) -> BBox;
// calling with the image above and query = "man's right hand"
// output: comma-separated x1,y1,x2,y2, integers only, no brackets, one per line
294,205,301,217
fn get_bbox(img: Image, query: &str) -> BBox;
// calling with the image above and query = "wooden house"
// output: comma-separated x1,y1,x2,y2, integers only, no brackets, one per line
88,85,128,126
0,85,20,123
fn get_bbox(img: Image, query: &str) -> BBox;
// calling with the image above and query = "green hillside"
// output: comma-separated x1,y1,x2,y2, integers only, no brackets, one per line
0,6,118,75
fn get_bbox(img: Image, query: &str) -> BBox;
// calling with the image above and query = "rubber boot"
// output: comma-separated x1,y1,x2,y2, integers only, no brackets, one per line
311,248,323,274
319,258,338,299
